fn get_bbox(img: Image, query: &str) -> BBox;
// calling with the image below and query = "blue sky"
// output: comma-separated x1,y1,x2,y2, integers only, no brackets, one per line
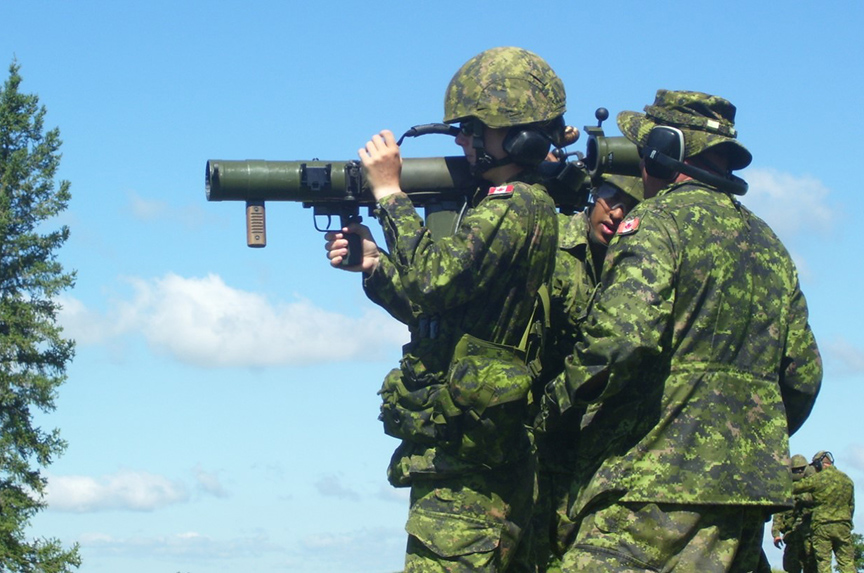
2,1,862,571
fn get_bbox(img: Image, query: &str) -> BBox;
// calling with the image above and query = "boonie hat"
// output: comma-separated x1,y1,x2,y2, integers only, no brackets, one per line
617,89,752,171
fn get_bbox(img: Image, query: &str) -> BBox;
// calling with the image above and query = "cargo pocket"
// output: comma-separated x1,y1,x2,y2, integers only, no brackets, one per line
446,333,533,466
406,488,502,558
447,333,532,414
379,369,458,445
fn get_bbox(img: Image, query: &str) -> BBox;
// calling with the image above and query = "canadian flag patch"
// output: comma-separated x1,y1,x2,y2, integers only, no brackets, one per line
617,217,640,235
488,185,515,196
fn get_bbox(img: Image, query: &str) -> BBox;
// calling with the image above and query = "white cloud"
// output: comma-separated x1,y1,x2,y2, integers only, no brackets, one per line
125,190,218,229
314,474,360,501
740,168,833,242
126,191,167,220
78,530,283,560
193,464,229,498
376,483,410,504
822,336,864,375
298,527,404,571
46,469,189,512
58,273,408,368
847,445,864,473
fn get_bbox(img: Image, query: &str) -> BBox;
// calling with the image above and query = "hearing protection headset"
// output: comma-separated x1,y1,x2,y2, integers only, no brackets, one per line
642,126,748,195
811,451,834,471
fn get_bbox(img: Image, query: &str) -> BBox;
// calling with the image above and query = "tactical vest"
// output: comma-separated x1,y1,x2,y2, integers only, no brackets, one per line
378,285,550,470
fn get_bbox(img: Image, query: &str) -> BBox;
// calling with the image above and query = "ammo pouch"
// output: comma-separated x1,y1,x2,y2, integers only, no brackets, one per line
378,286,550,468
444,332,534,466
378,367,462,446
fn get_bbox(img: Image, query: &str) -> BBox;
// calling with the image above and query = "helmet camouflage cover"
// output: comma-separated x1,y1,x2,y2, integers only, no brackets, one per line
600,173,644,204
790,454,808,469
443,46,566,129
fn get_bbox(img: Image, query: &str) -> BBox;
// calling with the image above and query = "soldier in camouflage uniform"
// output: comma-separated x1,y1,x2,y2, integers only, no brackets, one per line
541,89,823,572
531,174,643,573
793,451,856,572
325,47,566,572
772,454,817,573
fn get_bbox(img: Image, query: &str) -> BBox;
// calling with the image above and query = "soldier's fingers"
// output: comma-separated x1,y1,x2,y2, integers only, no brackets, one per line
381,129,397,146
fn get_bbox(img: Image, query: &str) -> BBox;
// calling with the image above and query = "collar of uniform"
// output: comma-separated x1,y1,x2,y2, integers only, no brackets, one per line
656,179,718,198
558,210,590,250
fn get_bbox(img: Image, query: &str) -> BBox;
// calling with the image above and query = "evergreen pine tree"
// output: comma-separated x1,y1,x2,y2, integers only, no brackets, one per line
0,60,81,572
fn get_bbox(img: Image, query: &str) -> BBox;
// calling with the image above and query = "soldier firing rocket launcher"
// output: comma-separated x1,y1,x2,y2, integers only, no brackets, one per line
204,109,640,264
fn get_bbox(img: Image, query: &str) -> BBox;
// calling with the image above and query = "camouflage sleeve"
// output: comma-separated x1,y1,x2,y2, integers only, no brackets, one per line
362,251,414,325
780,282,822,435
374,186,542,313
563,207,677,403
771,510,791,536
792,472,819,495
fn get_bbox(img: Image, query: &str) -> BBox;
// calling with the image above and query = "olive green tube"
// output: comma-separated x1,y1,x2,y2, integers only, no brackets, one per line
206,157,474,205
584,135,642,178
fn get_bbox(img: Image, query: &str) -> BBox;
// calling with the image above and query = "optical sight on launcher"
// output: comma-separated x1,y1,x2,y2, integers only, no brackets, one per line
205,109,639,265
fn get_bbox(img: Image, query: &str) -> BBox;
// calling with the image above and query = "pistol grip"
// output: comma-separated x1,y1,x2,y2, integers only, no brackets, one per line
343,233,362,267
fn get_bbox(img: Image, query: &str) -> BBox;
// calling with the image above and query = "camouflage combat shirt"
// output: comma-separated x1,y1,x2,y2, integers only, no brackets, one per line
771,493,814,538
793,465,855,525
540,211,600,386
364,177,558,478
534,210,598,470
554,180,822,517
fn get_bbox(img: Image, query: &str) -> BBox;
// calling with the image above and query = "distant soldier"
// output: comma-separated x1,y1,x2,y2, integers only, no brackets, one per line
793,451,855,573
772,454,817,573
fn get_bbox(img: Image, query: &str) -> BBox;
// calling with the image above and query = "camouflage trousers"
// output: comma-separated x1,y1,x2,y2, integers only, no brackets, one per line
403,456,536,573
529,467,576,573
810,521,854,573
781,529,815,573
560,501,767,572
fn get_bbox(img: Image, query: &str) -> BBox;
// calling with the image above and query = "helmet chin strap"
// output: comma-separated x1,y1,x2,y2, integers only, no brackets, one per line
470,122,515,177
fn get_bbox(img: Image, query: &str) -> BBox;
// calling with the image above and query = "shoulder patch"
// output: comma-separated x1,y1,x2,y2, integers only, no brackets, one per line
617,216,640,235
487,185,515,196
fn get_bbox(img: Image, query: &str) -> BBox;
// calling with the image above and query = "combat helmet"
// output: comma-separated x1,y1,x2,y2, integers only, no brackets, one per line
443,46,566,129
790,454,809,481
598,174,644,204
812,450,834,465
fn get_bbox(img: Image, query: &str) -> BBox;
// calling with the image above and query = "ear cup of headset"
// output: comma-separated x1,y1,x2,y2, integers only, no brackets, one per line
642,125,749,195
502,128,552,166
643,126,685,179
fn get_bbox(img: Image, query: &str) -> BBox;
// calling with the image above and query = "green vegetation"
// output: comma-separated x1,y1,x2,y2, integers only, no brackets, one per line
852,531,863,572
0,60,80,571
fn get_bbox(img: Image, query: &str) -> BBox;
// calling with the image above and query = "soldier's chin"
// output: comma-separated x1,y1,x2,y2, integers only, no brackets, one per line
589,229,610,247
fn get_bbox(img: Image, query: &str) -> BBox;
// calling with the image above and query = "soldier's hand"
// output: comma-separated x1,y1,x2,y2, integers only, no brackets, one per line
359,130,403,201
324,223,380,274
773,536,784,549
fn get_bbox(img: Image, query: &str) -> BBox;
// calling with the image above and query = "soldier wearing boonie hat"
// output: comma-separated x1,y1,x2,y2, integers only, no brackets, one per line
539,89,822,572
614,89,753,199
617,89,752,170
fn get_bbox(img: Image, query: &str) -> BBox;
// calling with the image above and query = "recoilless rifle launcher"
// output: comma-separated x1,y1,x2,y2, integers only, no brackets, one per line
205,109,640,265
